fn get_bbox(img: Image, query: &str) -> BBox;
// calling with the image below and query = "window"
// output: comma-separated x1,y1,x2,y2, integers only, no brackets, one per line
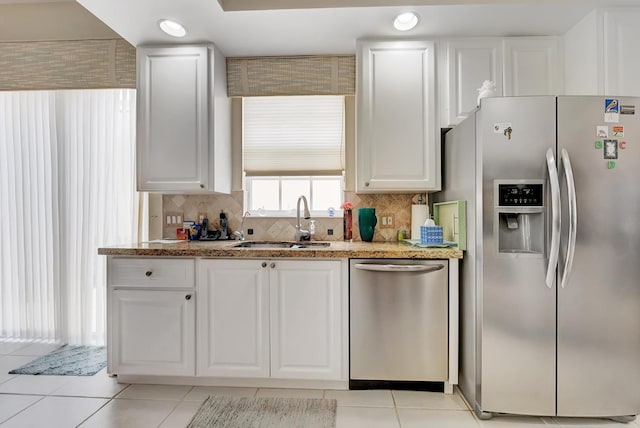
247,176,342,215
243,96,345,216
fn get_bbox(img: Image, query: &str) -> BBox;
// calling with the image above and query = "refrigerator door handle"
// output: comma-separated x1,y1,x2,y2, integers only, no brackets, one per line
546,148,561,289
560,148,577,288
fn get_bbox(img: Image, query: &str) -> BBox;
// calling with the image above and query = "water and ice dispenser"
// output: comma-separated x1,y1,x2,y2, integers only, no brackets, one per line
494,180,545,256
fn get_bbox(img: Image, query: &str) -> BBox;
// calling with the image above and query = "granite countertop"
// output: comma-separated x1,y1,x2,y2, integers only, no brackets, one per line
98,240,463,259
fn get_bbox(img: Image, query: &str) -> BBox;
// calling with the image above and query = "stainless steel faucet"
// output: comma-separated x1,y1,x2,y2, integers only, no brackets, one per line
233,211,251,241
295,195,311,242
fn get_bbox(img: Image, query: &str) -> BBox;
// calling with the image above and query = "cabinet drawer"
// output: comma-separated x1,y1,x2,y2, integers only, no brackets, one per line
110,258,195,288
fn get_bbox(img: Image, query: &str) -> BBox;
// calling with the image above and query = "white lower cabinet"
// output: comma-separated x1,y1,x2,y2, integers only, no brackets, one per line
197,259,345,381
108,256,346,383
197,259,270,378
111,289,195,376
270,260,343,380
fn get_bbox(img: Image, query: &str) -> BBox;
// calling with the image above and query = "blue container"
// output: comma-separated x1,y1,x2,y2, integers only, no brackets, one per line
420,225,443,245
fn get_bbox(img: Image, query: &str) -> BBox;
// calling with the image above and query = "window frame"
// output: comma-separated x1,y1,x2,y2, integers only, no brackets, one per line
242,95,346,218
245,175,344,218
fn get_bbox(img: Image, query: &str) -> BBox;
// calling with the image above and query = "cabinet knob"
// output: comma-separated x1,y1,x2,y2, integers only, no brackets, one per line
365,182,370,187
145,271,152,277
270,262,276,269
200,184,205,189
261,262,267,268
185,294,192,300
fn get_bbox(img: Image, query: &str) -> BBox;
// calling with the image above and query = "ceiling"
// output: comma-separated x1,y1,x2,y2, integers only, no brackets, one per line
0,1,118,41
2,0,639,56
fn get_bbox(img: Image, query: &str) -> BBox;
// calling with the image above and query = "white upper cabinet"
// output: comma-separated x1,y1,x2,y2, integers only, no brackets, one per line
503,37,563,96
603,9,640,96
564,8,640,97
563,9,600,95
137,45,231,193
356,39,440,193
440,39,503,127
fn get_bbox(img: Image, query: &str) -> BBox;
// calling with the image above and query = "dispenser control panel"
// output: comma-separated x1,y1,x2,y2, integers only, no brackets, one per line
498,184,543,206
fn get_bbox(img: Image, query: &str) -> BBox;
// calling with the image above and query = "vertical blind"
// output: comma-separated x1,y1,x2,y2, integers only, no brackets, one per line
0,91,59,341
0,89,140,345
243,95,345,176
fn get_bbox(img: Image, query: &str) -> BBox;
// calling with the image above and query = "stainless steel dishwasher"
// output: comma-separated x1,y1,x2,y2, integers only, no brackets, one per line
350,259,448,385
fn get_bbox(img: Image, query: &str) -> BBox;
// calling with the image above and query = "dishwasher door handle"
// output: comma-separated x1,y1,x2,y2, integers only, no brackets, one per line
353,263,445,273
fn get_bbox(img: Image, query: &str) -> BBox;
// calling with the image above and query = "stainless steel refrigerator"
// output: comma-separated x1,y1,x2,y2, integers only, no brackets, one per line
435,96,640,421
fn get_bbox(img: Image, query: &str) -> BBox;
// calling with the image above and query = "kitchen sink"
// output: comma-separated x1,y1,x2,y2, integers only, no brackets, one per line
231,241,331,249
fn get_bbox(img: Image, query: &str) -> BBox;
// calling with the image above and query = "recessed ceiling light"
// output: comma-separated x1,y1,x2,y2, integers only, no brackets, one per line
158,19,187,38
393,12,420,31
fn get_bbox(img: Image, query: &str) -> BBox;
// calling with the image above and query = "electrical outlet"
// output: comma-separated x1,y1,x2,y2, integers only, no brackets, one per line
165,211,184,226
378,213,394,229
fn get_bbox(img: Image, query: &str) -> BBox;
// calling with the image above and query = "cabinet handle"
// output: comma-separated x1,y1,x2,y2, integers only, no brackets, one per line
365,182,370,187
270,262,276,269
145,271,152,277
185,294,192,300
261,262,267,268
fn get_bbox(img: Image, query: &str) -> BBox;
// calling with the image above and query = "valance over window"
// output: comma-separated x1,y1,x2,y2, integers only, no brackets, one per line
227,55,355,97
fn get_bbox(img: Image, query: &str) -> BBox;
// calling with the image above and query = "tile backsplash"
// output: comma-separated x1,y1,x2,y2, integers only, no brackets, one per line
162,191,427,242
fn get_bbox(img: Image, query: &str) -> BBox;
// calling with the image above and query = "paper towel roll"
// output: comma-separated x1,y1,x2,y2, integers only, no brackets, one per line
411,205,429,240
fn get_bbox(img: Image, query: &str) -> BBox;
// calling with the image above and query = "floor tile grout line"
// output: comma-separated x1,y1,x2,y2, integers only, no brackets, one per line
391,390,403,428
154,398,185,428
113,382,133,399
75,396,114,428
0,395,46,425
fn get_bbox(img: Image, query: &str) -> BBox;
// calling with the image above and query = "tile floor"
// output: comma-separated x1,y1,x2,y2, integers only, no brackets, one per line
1,341,639,427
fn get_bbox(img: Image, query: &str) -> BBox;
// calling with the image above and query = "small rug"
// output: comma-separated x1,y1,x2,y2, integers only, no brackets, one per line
8,345,106,376
187,396,337,428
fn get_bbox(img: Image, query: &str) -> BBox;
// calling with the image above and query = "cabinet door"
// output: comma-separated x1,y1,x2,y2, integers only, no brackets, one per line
137,46,209,192
503,37,563,96
604,9,640,96
442,39,503,126
197,259,270,378
356,40,439,192
270,260,343,380
111,289,195,376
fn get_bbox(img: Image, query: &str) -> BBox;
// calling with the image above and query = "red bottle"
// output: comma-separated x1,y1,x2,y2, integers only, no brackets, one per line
343,208,353,241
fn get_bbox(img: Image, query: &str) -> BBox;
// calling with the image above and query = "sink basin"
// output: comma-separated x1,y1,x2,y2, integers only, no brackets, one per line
231,241,331,249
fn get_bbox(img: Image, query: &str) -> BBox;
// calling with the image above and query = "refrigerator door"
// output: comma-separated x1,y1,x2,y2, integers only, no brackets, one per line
557,96,640,417
478,97,557,416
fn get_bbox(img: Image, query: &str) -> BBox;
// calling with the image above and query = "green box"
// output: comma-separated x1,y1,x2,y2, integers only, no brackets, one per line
433,200,467,251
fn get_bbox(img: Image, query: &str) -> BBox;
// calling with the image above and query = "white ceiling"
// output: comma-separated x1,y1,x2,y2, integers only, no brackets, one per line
3,0,639,56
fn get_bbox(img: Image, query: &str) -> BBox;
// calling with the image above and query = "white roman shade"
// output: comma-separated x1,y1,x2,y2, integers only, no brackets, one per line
243,95,345,176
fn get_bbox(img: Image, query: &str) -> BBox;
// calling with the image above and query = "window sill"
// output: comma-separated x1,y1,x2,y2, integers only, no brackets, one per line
247,210,343,219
